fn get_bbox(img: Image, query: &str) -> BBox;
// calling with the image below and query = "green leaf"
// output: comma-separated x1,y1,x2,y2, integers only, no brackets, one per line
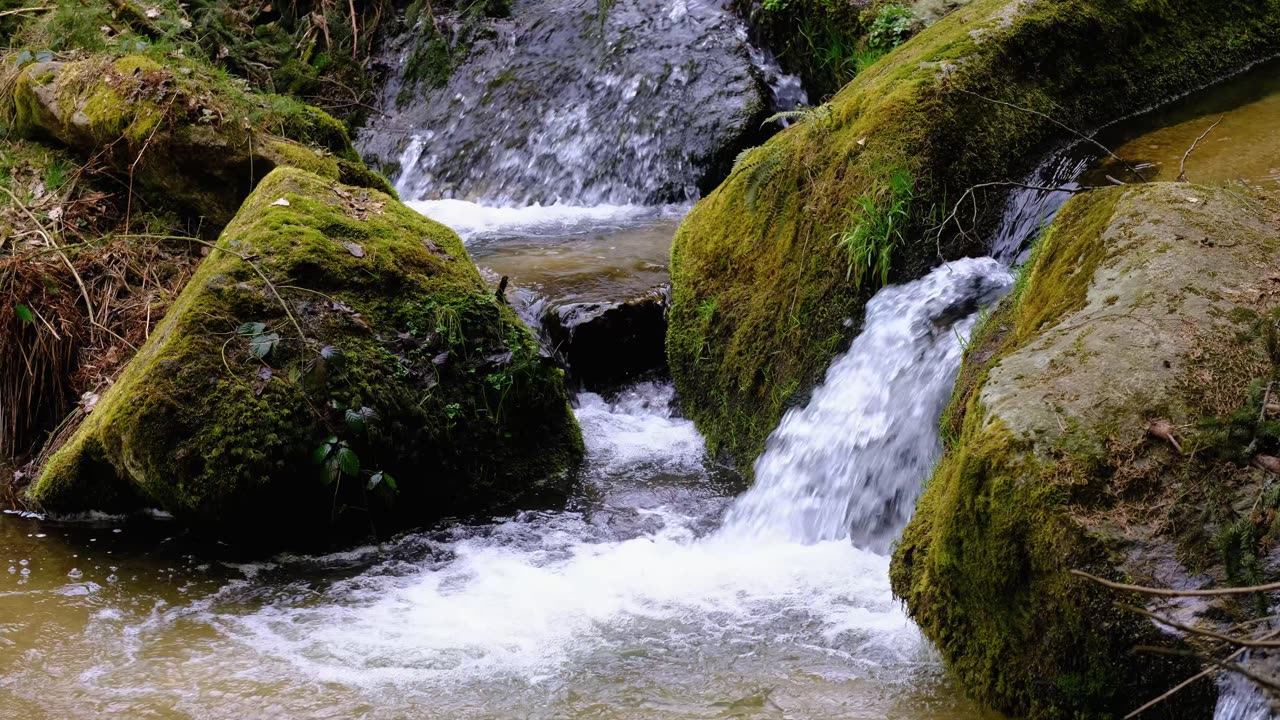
238,322,266,336
367,471,383,490
14,50,32,68
249,332,280,359
382,472,397,492
14,304,34,324
344,408,366,434
335,447,360,477
320,345,346,367
322,455,342,485
311,443,331,466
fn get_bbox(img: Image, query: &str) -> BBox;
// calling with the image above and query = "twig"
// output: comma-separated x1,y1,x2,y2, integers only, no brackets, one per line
0,184,99,340
1124,628,1280,718
931,180,1098,262
117,234,306,343
1177,118,1224,183
955,88,1147,182
1072,569,1280,596
1116,603,1280,649
0,6,51,18
1132,645,1280,693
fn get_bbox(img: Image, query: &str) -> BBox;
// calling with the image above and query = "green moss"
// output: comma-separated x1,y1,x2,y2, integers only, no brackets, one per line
668,0,1280,476
32,168,583,543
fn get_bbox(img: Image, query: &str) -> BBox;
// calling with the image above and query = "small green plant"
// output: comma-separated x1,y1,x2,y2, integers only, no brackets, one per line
237,321,281,359
313,435,361,486
832,168,914,290
868,3,916,51
761,0,788,11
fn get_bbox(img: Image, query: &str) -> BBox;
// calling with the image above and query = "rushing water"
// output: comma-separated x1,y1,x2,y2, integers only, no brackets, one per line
0,259,1008,718
359,0,783,206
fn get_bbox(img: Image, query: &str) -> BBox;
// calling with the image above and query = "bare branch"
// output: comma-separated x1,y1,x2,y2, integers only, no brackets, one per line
1117,603,1280,649
1072,569,1280,597
1177,118,1224,183
1133,645,1280,694
955,88,1147,182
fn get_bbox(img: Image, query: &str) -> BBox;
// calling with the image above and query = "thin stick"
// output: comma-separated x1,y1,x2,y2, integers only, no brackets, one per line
955,88,1147,182
1117,603,1280,648
931,180,1099,262
0,184,99,338
1177,118,1224,182
1072,569,1280,597
117,234,306,343
1126,627,1280,718
1132,645,1280,693
0,6,51,18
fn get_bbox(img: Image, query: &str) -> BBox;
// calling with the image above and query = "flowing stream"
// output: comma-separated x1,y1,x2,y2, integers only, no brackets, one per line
0,255,1008,718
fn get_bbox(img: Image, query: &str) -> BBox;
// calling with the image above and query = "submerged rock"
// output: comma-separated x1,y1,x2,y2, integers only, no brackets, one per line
667,0,1280,475
543,286,669,390
8,54,393,226
891,184,1280,717
359,0,770,205
31,168,583,543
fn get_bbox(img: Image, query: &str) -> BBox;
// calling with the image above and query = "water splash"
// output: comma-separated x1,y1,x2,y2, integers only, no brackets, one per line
722,257,1013,552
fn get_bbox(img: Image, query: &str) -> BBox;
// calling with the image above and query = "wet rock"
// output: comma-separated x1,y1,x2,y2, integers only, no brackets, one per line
543,286,669,390
891,184,1280,718
358,0,770,205
7,54,392,226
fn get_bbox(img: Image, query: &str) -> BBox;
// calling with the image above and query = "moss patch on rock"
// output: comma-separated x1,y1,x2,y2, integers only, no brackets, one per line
891,184,1280,718
668,0,1280,475
6,53,394,228
30,167,583,544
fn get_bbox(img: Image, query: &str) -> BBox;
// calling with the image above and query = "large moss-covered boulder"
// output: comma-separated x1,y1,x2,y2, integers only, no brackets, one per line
668,0,1280,473
30,167,583,542
7,54,393,227
890,183,1280,717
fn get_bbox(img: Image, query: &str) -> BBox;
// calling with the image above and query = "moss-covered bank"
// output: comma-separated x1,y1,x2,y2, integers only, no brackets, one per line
667,0,1280,475
30,168,583,543
6,53,393,228
890,183,1280,717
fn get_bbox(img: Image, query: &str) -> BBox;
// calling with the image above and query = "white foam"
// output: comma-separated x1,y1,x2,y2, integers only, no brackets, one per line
574,382,706,476
405,198,683,241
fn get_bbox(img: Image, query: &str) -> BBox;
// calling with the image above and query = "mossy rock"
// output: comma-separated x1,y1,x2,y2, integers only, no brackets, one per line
667,0,1280,475
6,54,395,227
890,184,1280,718
30,167,583,544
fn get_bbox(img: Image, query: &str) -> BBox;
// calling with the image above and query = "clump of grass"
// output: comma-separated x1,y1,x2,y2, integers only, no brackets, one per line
832,168,913,290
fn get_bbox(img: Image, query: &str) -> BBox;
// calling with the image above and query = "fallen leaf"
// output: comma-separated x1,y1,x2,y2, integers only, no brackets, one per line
1255,455,1280,474
343,242,366,258
145,6,161,18
1147,419,1182,454
1186,197,1200,203
270,197,290,207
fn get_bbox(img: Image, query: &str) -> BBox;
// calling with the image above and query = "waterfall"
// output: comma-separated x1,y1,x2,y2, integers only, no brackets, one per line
721,257,1013,551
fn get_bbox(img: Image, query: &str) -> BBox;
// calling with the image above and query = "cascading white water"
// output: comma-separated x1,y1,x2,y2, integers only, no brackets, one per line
722,257,1012,551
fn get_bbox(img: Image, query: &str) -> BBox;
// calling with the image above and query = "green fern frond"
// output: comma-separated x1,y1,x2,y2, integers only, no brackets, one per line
761,105,831,128
745,148,784,211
